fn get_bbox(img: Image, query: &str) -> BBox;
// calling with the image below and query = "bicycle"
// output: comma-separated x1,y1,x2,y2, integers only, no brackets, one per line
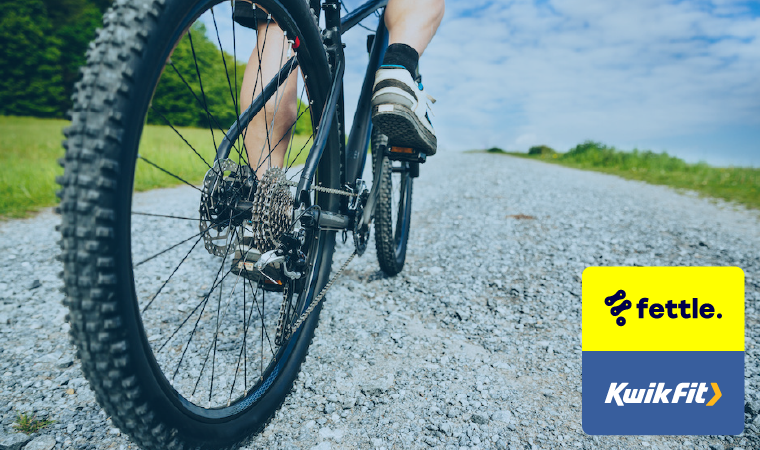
57,0,423,448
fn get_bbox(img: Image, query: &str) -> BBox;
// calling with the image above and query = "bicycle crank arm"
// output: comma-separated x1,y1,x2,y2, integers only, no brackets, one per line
356,157,386,229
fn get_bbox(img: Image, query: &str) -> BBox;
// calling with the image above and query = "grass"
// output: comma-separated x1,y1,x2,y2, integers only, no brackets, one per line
12,411,54,434
0,116,312,218
483,141,760,210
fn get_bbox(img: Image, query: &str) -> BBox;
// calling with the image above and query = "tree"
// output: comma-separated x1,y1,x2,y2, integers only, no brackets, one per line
149,22,247,128
0,0,64,116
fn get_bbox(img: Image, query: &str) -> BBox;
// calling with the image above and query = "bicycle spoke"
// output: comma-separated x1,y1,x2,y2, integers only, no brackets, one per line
137,155,202,192
132,211,198,221
134,230,203,268
158,263,234,354
255,79,308,174
247,277,276,359
285,133,314,176
210,7,246,162
187,28,220,154
168,61,230,140
228,272,251,402
282,83,309,175
140,235,203,314
150,106,214,171
232,8,243,168
169,221,236,368
240,17,272,167
254,33,290,172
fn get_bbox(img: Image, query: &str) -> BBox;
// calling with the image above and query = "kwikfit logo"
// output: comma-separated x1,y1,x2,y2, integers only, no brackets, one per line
605,382,722,406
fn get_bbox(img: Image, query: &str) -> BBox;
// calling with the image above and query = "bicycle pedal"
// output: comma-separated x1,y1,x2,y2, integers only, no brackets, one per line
231,249,286,292
385,146,427,163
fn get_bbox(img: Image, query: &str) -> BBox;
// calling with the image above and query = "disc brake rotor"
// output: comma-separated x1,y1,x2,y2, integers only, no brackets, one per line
199,159,255,256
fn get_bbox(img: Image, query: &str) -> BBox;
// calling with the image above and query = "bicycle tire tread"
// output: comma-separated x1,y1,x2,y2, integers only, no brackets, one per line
58,2,183,448
373,131,413,276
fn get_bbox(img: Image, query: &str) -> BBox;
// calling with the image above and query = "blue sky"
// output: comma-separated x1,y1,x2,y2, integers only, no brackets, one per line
206,0,760,166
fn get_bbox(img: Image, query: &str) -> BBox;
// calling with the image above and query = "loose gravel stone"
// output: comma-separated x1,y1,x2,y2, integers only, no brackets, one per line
0,431,30,450
23,435,56,450
0,151,758,449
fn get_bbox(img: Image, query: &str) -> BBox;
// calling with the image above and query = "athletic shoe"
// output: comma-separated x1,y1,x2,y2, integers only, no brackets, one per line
371,66,437,156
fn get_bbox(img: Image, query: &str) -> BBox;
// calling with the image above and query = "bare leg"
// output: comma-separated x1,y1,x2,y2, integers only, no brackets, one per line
240,22,297,178
385,0,445,55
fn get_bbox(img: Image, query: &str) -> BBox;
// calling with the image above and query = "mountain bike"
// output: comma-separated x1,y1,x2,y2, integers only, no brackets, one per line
56,0,421,448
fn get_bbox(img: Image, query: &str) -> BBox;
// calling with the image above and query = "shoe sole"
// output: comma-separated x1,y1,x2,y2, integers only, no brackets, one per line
372,105,437,156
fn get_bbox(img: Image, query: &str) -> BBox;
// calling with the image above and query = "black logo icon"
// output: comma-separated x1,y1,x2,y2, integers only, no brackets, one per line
605,290,632,326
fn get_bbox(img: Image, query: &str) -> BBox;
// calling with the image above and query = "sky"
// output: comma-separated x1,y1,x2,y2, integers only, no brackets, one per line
204,0,760,167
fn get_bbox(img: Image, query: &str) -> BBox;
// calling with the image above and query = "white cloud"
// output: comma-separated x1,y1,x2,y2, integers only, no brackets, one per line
412,0,760,164
203,0,760,165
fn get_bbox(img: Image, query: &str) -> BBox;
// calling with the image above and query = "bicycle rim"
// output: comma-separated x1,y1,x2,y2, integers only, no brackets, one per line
58,0,336,447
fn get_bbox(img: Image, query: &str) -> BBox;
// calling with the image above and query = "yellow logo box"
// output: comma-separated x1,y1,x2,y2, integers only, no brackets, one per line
582,267,744,352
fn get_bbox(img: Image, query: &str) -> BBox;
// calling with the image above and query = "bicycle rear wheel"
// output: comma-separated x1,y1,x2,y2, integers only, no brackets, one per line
373,129,414,276
57,0,336,448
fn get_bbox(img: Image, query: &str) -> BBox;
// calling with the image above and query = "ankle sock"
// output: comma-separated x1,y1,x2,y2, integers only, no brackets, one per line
382,43,419,80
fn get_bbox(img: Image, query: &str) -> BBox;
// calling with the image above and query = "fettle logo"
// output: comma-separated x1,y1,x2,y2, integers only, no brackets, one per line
605,382,722,406
605,289,631,326
604,290,723,327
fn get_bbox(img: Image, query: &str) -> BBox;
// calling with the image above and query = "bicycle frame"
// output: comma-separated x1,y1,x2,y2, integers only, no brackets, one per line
217,0,389,228
298,0,389,211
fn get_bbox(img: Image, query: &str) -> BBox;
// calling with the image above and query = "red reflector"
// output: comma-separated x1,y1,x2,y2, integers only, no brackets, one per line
390,146,414,154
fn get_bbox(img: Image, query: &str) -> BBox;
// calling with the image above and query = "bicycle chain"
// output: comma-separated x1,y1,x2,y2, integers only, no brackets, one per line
281,250,357,343
278,178,359,198
258,173,358,345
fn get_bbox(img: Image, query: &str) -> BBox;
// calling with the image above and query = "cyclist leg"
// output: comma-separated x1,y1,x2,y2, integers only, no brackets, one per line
372,0,445,156
385,0,445,55
240,21,298,178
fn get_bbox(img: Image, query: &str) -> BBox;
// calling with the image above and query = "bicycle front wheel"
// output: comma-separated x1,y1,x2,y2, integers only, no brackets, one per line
57,0,337,448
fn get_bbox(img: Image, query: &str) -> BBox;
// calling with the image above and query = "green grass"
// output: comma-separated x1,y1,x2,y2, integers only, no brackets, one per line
12,412,54,434
0,116,312,218
484,141,760,210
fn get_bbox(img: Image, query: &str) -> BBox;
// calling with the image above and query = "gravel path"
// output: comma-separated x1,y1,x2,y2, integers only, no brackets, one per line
0,151,758,450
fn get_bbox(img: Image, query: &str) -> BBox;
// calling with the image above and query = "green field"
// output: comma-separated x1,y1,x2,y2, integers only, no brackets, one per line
0,116,311,218
484,141,760,210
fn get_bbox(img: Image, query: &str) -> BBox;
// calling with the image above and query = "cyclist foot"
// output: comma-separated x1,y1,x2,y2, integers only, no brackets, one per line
371,66,437,156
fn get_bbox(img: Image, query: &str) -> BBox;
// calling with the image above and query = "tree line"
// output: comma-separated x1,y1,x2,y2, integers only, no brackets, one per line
0,1,311,132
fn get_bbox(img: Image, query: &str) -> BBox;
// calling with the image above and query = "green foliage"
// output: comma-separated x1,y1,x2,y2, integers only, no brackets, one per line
0,0,109,117
12,411,54,434
486,147,506,154
44,0,105,110
497,140,760,210
149,23,247,128
0,0,65,116
528,145,556,156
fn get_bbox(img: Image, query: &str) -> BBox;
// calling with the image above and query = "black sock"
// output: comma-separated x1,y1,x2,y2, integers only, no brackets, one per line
382,43,419,80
